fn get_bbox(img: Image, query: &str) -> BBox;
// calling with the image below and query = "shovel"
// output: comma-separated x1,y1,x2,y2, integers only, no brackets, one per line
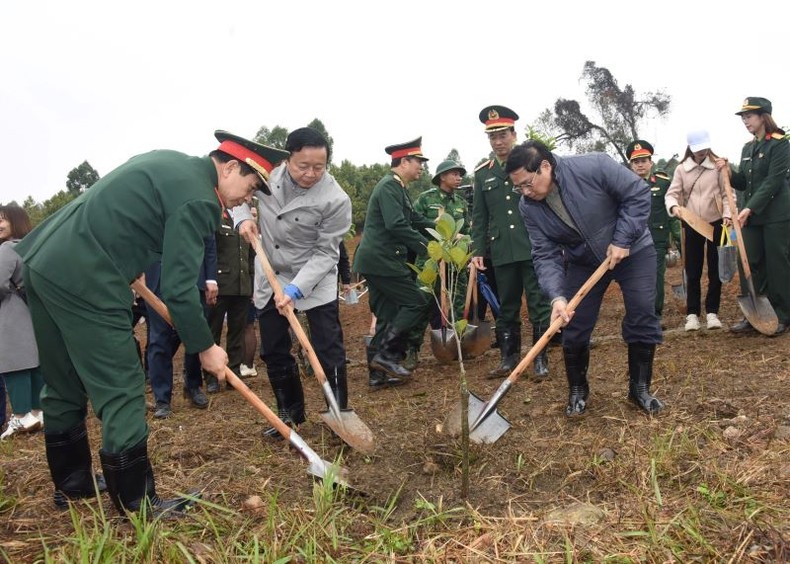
720,169,779,335
430,260,459,363
130,279,350,487
444,258,611,444
460,263,491,358
250,237,375,453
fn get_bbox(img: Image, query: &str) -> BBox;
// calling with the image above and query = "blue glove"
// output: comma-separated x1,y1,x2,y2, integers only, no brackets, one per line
283,284,303,301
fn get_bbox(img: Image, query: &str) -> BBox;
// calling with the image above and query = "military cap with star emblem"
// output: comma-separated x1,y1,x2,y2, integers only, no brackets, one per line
735,97,772,116
384,137,429,161
431,159,467,186
626,139,654,161
214,130,290,195
479,105,519,132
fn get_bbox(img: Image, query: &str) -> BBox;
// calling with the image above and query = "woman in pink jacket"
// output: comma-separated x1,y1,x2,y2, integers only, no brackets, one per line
665,130,731,331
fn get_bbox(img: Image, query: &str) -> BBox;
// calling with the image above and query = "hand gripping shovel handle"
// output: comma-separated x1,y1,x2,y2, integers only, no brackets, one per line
470,257,611,432
129,279,347,485
249,237,344,424
463,263,477,319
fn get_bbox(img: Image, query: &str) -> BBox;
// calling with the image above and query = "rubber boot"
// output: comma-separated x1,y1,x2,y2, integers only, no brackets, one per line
99,438,199,517
564,345,590,417
487,326,520,379
367,343,405,389
45,421,107,509
402,346,419,371
327,365,349,410
263,365,306,439
627,343,665,414
370,325,412,379
532,323,550,379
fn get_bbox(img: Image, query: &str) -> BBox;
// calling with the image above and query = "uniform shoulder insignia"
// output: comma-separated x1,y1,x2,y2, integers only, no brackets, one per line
654,171,670,180
474,159,492,172
770,132,785,140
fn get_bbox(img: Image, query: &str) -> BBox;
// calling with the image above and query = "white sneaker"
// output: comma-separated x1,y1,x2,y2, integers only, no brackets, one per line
1,413,41,439
240,363,258,377
32,410,44,428
706,313,722,330
685,314,701,331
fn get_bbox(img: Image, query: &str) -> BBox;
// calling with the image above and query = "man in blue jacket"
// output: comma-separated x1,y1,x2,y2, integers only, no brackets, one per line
505,140,664,417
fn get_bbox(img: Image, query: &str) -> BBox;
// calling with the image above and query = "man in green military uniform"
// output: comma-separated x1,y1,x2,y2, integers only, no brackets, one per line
205,207,254,392
17,131,288,516
627,140,681,323
353,138,434,387
413,159,469,341
470,106,552,379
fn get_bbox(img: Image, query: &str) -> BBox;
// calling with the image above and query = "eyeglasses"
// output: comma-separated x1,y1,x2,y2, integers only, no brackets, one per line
512,170,539,193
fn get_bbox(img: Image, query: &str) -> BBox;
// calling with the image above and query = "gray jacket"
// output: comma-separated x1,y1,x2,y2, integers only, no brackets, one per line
0,240,39,373
518,153,652,301
231,164,352,310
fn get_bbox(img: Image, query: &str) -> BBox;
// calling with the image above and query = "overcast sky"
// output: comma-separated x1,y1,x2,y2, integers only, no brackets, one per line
2,0,788,204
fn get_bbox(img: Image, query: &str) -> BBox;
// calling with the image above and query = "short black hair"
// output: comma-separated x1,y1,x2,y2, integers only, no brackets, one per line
285,127,331,161
505,140,556,174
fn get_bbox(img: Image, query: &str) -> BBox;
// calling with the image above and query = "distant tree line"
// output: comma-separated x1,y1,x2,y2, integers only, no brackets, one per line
27,63,771,231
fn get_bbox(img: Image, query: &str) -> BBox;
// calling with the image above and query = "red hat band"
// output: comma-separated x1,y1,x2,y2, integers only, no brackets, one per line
218,140,274,177
629,148,651,160
486,117,515,130
390,146,423,159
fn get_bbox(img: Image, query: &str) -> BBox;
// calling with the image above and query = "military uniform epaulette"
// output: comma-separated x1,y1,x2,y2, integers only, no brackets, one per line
654,170,670,180
474,159,492,172
769,132,785,140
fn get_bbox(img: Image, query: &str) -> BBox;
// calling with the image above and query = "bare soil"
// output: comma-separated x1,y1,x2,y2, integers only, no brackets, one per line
2,237,789,560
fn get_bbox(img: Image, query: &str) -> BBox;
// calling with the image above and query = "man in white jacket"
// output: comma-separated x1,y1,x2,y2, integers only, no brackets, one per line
232,127,352,438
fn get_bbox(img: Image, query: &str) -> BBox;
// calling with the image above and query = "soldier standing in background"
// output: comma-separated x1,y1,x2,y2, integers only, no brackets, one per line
353,138,434,387
413,159,470,333
205,199,255,392
470,106,552,380
626,140,681,325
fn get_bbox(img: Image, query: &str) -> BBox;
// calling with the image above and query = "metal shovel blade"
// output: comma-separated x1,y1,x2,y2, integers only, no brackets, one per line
318,410,375,454
461,320,492,359
430,327,458,363
444,391,511,444
738,293,779,336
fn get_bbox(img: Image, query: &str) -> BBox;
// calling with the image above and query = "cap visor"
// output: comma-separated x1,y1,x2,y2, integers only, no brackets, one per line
689,143,710,152
256,173,271,196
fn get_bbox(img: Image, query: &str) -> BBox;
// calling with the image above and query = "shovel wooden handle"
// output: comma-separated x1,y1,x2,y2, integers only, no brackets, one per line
719,168,754,280
505,257,611,386
249,237,333,389
463,263,476,319
130,279,297,440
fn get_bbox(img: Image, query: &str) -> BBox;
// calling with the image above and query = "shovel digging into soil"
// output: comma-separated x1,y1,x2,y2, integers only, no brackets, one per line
130,280,351,487
430,259,458,363
460,263,491,358
250,237,375,454
720,169,779,335
444,258,611,444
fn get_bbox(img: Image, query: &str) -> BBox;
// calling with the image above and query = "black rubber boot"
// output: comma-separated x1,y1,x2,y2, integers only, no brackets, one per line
327,365,350,410
532,323,550,379
564,345,590,417
263,365,306,439
45,421,107,509
99,438,199,517
367,343,405,389
627,343,664,414
370,325,412,379
487,326,521,379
